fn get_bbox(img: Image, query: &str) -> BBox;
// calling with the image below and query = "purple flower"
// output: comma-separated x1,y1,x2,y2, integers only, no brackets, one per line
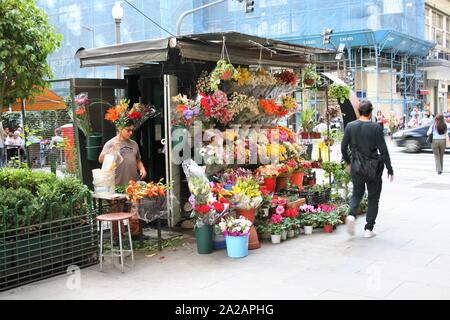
183,109,194,120
188,194,195,208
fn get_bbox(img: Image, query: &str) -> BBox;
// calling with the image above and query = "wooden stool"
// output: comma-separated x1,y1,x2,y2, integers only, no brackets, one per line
96,212,135,273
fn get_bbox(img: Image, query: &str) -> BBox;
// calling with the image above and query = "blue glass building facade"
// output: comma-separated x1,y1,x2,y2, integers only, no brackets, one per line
37,0,427,80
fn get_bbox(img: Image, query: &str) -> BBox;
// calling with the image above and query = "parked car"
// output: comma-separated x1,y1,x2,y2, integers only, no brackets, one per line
392,125,450,153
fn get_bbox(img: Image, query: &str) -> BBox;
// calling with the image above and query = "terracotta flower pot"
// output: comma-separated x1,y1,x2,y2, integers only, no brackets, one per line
277,174,291,191
263,177,277,193
290,171,304,189
304,78,314,86
235,208,260,250
300,132,310,139
323,225,333,233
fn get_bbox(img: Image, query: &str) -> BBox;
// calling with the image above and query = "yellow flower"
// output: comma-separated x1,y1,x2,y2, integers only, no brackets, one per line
236,66,251,86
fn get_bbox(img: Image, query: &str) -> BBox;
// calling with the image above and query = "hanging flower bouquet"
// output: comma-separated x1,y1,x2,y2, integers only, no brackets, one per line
210,59,238,91
227,93,260,124
259,99,289,118
199,90,234,126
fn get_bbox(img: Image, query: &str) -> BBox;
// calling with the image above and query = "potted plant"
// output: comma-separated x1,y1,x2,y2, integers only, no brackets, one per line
358,193,368,214
256,164,279,193
336,204,350,223
230,177,263,249
318,204,342,233
259,186,273,217
283,207,299,238
329,83,351,104
267,214,283,244
218,215,252,258
210,59,238,91
302,64,321,87
300,106,315,139
271,195,287,216
288,158,312,190
299,204,319,234
276,163,293,191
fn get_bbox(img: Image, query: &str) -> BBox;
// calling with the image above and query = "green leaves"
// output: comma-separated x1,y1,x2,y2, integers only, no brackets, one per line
0,0,61,113
329,83,351,104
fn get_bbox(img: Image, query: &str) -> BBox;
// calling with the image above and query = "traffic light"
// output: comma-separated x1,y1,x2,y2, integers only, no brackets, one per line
323,28,333,45
245,0,254,13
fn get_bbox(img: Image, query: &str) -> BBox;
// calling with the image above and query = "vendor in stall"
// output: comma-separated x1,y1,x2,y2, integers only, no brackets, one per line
98,120,147,186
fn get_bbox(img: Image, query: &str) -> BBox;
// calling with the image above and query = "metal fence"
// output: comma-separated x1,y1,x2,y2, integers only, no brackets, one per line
0,192,98,291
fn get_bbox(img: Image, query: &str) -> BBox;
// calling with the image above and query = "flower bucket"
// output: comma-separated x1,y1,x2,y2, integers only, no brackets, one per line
263,177,276,193
195,225,213,254
304,226,313,235
235,208,260,250
287,230,295,238
277,174,291,191
323,225,333,233
225,234,249,258
86,133,103,161
290,172,304,189
271,234,281,244
281,230,287,241
213,233,226,250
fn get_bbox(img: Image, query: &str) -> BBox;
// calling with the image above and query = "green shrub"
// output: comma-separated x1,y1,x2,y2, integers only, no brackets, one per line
0,168,57,195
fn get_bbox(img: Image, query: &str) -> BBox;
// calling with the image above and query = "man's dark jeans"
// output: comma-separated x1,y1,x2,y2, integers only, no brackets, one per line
349,173,382,231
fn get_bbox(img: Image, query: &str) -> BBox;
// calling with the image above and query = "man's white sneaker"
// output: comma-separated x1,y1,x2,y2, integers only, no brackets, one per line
364,230,376,238
345,215,355,236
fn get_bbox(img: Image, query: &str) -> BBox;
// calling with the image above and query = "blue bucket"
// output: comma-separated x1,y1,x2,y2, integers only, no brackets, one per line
213,234,226,250
225,234,249,258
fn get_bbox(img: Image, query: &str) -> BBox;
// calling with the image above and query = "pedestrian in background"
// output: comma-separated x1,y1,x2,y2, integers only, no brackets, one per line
427,114,450,175
376,110,384,130
341,100,394,238
388,113,398,140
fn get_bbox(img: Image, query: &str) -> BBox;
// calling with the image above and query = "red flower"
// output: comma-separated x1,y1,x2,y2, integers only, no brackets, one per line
259,186,271,197
128,111,142,120
213,202,224,213
220,197,230,204
284,208,299,218
195,204,211,215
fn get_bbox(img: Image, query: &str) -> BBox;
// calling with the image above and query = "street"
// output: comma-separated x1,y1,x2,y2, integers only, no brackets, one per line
1,140,450,300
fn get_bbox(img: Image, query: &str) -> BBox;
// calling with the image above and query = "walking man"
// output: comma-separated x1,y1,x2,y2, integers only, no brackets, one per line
341,100,394,238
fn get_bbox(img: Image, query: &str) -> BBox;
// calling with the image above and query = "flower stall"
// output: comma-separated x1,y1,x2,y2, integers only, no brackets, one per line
74,32,353,258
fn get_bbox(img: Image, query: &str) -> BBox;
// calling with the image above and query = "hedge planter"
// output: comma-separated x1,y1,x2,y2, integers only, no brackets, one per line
86,133,103,161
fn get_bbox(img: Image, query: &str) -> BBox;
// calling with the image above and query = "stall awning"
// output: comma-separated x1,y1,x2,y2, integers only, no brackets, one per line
75,32,331,69
75,38,170,68
2,87,66,112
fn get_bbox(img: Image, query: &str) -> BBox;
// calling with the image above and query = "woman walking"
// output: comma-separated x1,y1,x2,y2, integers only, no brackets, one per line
427,114,450,175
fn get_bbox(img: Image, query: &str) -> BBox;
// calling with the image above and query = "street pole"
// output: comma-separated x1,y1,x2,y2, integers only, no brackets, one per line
115,19,121,79
325,84,331,186
176,0,227,36
20,99,31,169
112,2,123,79
82,26,95,77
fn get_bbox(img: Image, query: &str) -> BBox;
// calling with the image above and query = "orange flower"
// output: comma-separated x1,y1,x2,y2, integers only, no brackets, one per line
75,107,86,116
176,104,187,114
105,107,119,122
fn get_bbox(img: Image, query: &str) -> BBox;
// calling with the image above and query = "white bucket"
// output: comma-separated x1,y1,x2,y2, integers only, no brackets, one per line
92,169,115,195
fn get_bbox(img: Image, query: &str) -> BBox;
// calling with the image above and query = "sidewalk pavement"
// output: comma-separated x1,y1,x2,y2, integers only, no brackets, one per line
2,141,450,300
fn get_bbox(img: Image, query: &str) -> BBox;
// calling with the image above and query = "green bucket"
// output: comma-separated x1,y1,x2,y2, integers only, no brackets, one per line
86,133,103,161
195,225,213,254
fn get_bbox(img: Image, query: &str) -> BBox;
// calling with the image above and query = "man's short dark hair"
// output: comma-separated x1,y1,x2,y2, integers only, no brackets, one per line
359,100,373,116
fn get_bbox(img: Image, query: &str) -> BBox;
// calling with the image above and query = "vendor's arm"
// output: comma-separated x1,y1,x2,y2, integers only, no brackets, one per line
98,139,116,164
137,159,147,179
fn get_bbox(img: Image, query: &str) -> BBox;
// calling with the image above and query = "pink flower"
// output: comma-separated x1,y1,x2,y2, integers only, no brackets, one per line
271,214,282,224
276,205,285,215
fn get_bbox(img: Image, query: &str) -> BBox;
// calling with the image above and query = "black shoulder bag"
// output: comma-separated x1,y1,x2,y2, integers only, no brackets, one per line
426,125,433,144
351,122,384,181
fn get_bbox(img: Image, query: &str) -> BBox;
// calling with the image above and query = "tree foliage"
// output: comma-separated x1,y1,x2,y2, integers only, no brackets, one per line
0,0,61,115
